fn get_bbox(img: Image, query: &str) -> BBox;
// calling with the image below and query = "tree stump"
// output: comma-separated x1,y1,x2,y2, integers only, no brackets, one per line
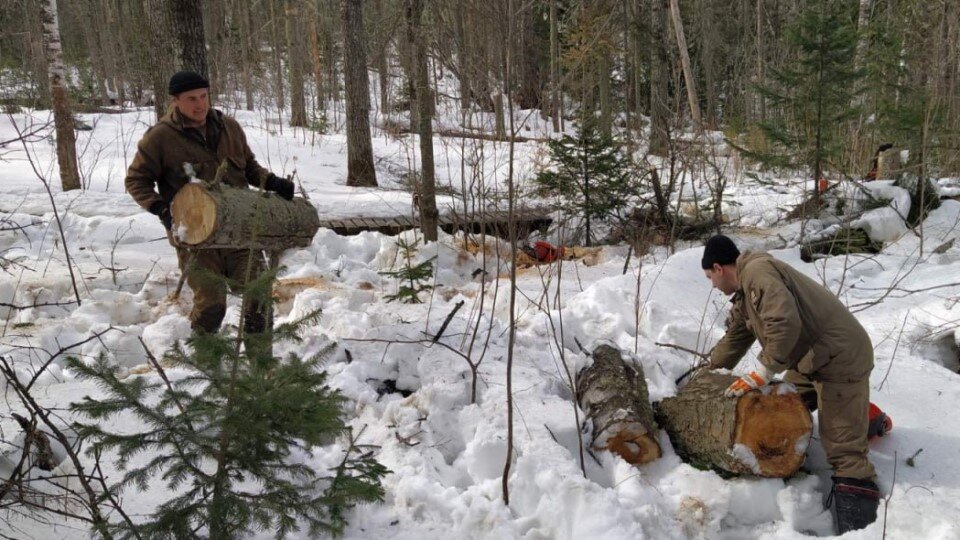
576,345,661,465
171,183,320,251
656,371,812,477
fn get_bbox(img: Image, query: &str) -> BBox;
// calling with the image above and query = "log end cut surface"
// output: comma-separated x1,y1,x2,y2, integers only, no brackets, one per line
601,422,662,465
733,390,812,477
172,183,217,245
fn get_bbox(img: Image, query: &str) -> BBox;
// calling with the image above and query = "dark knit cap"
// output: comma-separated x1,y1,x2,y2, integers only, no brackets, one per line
168,71,209,95
701,234,741,270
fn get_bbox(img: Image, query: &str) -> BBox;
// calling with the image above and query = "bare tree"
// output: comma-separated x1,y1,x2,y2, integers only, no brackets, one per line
668,0,701,127
342,0,379,186
286,0,308,127
38,0,80,191
404,0,439,241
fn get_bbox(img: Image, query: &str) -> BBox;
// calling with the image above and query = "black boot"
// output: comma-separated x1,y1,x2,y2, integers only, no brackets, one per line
827,476,881,534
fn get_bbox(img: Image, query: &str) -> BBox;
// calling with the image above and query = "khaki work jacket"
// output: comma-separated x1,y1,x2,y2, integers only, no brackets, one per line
709,251,873,382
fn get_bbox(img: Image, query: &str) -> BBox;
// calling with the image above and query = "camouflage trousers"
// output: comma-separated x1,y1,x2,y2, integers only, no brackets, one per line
175,246,266,337
784,370,877,480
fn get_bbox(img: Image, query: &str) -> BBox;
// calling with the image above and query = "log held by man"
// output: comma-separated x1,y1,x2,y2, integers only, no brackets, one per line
655,371,812,478
171,182,320,251
576,345,662,465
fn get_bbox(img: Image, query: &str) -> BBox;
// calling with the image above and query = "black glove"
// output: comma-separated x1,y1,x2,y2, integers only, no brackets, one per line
149,200,173,230
265,174,295,201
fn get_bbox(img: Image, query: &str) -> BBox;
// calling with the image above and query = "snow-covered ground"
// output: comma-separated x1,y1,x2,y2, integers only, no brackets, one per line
1,105,959,539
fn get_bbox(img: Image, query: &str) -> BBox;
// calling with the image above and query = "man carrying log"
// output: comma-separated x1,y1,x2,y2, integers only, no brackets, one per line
701,234,886,534
125,71,295,340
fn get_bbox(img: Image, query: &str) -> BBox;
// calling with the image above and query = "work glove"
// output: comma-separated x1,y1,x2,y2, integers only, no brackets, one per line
265,174,295,201
149,200,173,230
724,371,768,398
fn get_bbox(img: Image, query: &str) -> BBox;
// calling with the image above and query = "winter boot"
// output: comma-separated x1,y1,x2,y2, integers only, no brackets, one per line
868,402,893,441
827,476,881,534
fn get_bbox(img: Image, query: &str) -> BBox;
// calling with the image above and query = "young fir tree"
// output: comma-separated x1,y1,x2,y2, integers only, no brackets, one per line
379,236,435,304
534,117,633,246
68,268,387,538
746,0,862,208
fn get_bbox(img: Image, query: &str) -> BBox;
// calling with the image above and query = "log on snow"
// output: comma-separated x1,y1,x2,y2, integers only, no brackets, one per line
655,371,812,478
171,183,320,251
576,345,662,465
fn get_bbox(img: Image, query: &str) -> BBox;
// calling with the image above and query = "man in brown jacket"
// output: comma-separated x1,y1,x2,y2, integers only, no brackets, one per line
701,234,882,534
126,71,294,338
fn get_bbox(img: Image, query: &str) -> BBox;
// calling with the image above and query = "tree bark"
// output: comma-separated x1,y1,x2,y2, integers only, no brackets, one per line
38,0,80,191
668,0,701,127
656,371,813,477
576,345,662,465
171,182,320,251
649,0,671,156
171,0,208,77
372,0,391,113
404,0,438,241
144,0,176,119
342,0,379,187
549,0,561,132
286,0,308,127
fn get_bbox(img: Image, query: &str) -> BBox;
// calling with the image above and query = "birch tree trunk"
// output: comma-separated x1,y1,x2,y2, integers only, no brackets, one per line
342,0,379,187
38,0,80,191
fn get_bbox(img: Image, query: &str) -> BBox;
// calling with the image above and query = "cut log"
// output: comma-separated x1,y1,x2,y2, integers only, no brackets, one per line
171,183,320,251
655,371,812,478
576,345,661,465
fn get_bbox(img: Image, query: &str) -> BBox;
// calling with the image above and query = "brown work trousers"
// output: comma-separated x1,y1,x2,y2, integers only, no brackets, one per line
175,246,265,335
783,370,876,480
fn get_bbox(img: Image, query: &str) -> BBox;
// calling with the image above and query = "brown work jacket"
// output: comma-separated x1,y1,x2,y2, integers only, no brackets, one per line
709,251,873,382
125,107,270,212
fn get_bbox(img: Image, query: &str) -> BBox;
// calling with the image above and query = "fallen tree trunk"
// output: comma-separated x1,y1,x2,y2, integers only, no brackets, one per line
576,345,661,465
655,371,812,477
171,183,320,251
800,227,882,262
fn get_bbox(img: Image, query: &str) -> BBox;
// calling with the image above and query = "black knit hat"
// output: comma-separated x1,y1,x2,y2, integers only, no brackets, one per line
168,71,209,95
701,234,741,270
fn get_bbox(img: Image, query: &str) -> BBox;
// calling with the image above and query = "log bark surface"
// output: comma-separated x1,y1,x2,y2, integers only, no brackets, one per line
656,372,812,477
171,183,320,251
576,345,661,465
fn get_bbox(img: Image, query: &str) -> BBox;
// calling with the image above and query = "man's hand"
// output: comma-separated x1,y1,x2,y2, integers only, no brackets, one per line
724,371,768,398
149,200,173,230
265,174,295,201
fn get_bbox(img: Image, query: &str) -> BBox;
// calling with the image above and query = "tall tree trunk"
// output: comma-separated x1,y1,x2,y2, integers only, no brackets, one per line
308,3,325,113
598,53,612,137
239,0,256,110
549,0,561,132
404,0,438,242
286,0,308,127
39,0,80,191
668,0,701,127
649,0,671,155
373,0,390,113
144,0,176,119
342,0,379,187
171,0,208,77
270,0,285,111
